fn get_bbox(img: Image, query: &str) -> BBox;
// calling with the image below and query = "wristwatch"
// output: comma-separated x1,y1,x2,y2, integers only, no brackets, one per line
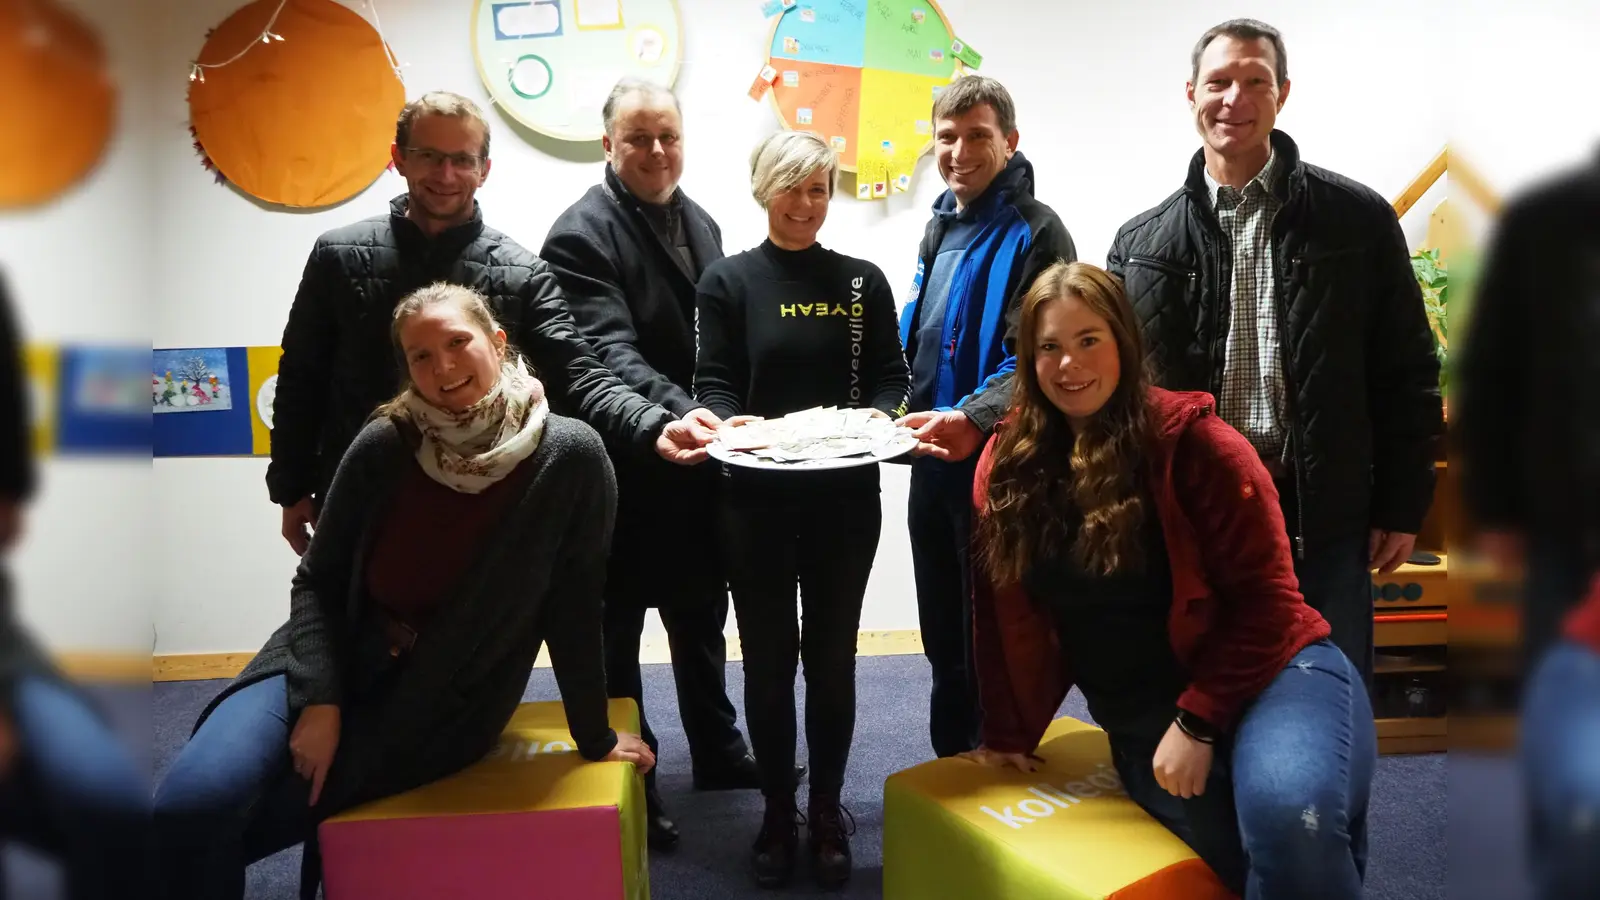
1175,709,1221,744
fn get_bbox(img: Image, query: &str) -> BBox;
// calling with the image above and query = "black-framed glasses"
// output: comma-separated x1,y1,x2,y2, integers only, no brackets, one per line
403,147,486,172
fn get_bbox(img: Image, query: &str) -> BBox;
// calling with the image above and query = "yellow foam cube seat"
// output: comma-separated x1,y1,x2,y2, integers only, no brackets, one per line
884,716,1235,899
319,699,648,900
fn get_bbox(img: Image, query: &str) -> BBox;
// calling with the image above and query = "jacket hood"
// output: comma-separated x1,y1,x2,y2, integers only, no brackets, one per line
1146,386,1217,446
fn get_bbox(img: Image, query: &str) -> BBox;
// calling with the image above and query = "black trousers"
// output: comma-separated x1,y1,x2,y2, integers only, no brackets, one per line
603,465,748,791
603,580,747,788
721,484,881,798
1275,475,1376,689
907,460,982,758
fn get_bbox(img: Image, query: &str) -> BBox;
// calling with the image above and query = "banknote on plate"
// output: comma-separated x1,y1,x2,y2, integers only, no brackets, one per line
709,407,918,470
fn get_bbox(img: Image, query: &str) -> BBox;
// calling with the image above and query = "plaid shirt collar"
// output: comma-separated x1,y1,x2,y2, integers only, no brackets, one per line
1204,147,1278,210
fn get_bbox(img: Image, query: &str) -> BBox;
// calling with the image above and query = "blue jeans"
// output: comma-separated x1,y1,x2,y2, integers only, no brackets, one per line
153,675,317,900
1521,640,1600,899
0,675,149,900
1109,640,1377,899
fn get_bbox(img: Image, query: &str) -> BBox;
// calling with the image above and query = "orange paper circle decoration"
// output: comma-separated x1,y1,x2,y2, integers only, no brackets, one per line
188,0,405,208
0,1,116,209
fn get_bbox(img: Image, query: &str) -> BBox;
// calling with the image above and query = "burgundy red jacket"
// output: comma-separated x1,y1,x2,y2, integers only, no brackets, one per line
1565,574,1600,655
971,387,1332,754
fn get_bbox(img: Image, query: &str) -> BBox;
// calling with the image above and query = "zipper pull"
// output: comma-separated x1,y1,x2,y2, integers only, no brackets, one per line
1294,535,1305,560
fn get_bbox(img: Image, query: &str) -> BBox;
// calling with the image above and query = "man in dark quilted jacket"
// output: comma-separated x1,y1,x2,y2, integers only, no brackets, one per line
916,21,1442,687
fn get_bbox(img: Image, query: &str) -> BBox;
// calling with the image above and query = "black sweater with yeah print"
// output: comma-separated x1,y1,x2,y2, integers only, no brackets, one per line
694,240,910,492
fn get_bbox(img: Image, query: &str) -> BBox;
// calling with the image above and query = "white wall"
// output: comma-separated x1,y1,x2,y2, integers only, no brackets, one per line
23,0,1470,655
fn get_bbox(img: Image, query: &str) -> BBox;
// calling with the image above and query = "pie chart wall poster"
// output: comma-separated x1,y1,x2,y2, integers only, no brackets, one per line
759,0,980,199
472,0,684,143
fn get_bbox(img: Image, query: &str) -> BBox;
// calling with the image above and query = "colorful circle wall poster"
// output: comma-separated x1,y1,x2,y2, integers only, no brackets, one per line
751,0,984,199
472,0,683,142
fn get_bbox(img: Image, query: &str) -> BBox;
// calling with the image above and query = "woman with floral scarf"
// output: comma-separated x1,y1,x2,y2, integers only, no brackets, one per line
155,284,651,899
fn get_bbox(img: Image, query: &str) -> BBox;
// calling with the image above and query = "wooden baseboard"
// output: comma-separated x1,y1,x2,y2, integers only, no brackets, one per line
145,629,929,683
55,652,152,682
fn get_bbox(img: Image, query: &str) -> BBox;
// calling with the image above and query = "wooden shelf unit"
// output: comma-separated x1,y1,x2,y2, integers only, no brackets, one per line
1369,458,1453,755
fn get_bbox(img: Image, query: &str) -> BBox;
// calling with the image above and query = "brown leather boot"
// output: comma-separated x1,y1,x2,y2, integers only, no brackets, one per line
752,793,801,889
807,793,856,889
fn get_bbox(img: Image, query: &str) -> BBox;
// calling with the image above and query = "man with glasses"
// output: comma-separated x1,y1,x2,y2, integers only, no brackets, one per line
269,91,715,553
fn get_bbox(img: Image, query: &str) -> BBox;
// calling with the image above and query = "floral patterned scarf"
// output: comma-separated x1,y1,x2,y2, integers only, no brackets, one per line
400,358,548,493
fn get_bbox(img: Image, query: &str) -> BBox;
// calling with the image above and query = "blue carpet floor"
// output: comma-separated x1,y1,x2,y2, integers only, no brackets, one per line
143,655,1451,899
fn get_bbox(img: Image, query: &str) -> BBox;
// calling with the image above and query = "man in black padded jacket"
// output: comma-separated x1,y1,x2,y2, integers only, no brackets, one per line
916,21,1442,688
267,91,715,554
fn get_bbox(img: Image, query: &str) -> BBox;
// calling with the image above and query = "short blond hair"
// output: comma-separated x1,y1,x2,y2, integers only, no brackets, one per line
396,91,492,158
749,131,837,208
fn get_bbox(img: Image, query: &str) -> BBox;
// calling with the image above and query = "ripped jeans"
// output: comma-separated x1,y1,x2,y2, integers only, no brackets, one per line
1108,639,1377,899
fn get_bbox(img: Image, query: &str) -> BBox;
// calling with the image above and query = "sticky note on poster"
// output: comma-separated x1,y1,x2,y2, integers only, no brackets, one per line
632,27,666,64
951,38,983,68
856,181,871,200
796,107,813,124
749,65,779,100
894,173,911,192
759,0,793,16
783,70,800,87
493,0,562,39
872,180,888,198
575,0,623,29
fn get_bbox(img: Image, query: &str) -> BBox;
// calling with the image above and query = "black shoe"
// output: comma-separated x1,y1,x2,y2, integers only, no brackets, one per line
752,794,802,889
693,753,809,791
646,788,680,852
807,795,856,890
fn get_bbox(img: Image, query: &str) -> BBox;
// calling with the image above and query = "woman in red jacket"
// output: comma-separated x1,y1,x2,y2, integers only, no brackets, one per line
962,261,1376,898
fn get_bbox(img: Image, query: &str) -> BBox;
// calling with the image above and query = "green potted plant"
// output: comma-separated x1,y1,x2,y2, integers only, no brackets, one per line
1411,247,1449,399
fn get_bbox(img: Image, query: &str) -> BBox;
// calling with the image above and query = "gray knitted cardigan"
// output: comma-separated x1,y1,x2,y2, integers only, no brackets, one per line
191,413,619,815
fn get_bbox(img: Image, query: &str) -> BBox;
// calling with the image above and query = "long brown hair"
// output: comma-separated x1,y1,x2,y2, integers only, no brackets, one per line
976,262,1153,583
372,283,518,424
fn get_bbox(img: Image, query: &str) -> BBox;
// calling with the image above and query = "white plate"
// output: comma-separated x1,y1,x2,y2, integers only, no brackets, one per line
707,432,919,471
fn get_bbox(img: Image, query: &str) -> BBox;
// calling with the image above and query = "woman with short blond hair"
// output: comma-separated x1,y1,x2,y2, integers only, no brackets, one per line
694,130,909,889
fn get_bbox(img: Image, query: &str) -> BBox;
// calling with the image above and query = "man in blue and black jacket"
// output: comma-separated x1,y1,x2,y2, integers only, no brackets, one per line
896,75,1077,758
